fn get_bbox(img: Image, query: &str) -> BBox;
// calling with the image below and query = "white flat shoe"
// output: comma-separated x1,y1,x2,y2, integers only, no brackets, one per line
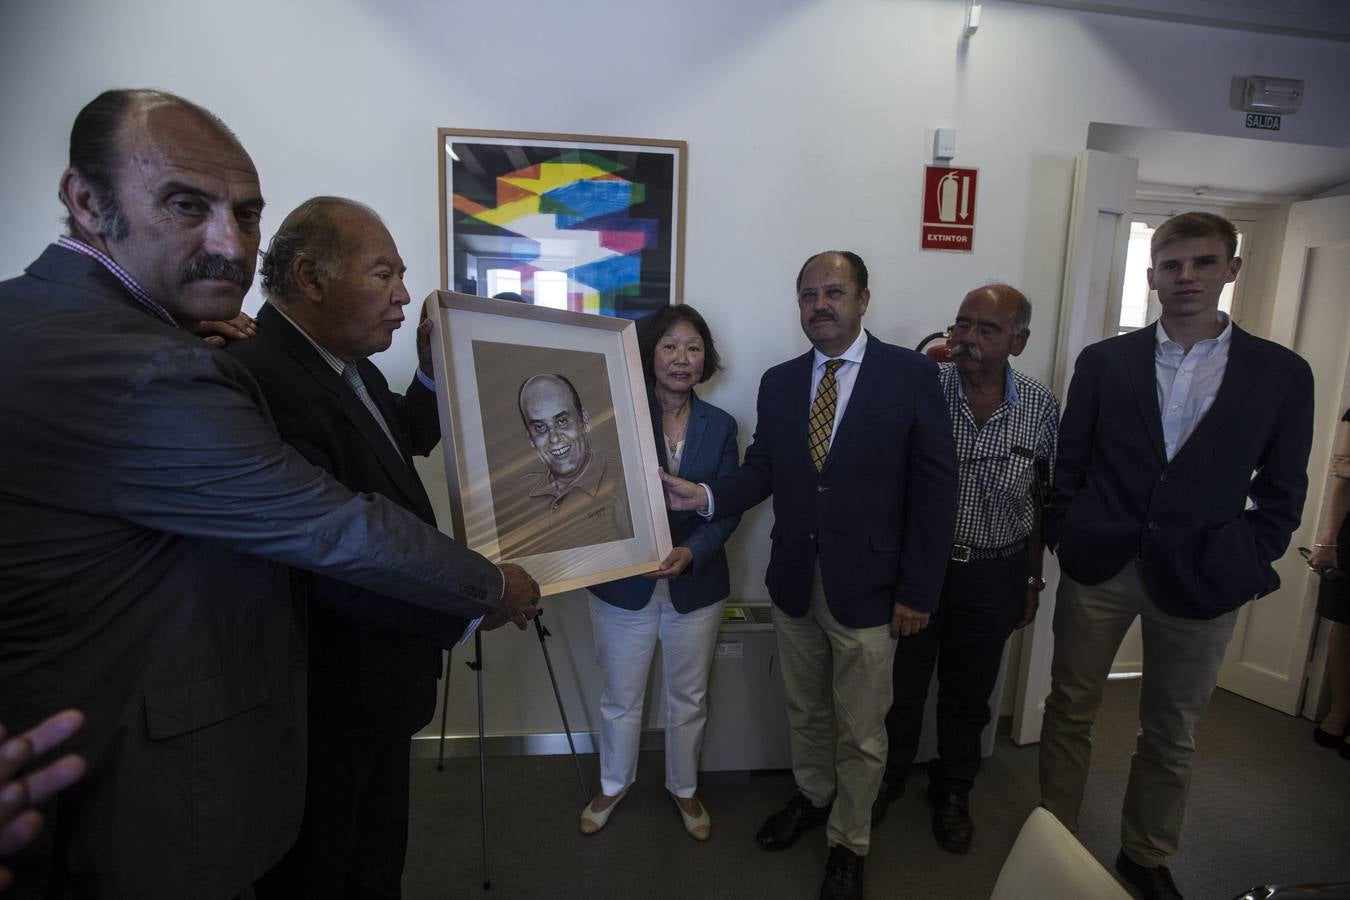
674,795,711,841
579,789,627,835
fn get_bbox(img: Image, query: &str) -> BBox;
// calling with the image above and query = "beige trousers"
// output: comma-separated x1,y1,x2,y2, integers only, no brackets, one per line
772,565,895,855
1039,562,1238,866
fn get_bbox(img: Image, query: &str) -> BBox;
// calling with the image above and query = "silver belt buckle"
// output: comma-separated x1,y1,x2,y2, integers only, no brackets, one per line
951,544,972,563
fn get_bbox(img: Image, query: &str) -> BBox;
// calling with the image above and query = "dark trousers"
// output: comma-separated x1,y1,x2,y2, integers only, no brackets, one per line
884,552,1028,796
256,731,413,900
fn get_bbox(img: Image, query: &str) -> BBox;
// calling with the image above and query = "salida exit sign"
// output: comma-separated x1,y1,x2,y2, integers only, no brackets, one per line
921,165,978,252
1245,113,1281,131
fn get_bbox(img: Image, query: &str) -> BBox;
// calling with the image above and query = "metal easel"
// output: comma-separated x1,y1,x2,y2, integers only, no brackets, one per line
435,610,589,890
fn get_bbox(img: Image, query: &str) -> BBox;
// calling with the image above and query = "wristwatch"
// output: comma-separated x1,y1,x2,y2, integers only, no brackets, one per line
1027,575,1047,591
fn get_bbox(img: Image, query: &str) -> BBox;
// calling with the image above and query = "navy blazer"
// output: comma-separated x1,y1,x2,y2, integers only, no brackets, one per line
1044,323,1314,619
591,384,741,613
709,332,958,628
228,303,461,737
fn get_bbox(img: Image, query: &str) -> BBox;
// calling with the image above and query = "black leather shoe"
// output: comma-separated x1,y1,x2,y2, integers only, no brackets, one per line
819,845,864,900
756,792,830,851
870,776,904,825
1313,724,1347,748
930,792,973,854
1115,850,1183,900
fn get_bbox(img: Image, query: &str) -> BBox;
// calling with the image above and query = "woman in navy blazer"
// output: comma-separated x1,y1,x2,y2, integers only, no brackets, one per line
579,305,741,841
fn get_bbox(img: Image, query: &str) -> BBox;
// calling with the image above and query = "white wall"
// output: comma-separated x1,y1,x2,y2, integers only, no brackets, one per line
5,0,1349,739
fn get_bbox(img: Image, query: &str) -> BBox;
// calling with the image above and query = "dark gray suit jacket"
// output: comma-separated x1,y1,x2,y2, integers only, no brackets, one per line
0,246,501,899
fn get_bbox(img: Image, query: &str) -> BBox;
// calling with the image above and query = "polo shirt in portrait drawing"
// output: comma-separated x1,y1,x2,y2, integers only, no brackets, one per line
499,450,633,559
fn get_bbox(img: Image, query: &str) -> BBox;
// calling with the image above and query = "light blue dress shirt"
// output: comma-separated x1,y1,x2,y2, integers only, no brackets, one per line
1156,312,1232,462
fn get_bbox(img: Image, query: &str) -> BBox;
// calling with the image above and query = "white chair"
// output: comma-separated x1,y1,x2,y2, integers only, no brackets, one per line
989,807,1133,900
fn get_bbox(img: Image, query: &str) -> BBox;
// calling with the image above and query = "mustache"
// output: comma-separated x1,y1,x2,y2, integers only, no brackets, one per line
950,342,983,362
809,312,837,323
180,254,252,289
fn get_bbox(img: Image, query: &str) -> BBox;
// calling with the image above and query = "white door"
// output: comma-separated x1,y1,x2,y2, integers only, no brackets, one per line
1216,193,1350,714
1012,149,1137,745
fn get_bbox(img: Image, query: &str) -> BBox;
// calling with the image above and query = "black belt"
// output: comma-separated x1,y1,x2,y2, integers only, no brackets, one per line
950,539,1027,563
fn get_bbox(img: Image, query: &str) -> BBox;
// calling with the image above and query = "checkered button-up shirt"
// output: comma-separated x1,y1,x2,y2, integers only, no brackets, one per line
941,362,1059,549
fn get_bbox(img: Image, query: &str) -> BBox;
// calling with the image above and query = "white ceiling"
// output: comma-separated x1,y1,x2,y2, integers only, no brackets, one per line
1002,0,1350,42
1087,123,1350,197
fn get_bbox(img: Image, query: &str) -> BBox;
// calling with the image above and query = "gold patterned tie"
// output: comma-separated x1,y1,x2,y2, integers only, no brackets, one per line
808,359,844,471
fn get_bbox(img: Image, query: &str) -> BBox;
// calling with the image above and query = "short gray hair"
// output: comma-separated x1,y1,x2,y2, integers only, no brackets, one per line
259,196,380,301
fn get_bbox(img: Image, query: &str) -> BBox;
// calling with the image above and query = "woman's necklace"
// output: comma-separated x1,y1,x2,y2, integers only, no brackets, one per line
664,403,689,457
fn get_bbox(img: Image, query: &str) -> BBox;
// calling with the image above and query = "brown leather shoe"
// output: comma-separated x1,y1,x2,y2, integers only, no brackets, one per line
1115,851,1183,900
818,845,864,900
756,792,830,851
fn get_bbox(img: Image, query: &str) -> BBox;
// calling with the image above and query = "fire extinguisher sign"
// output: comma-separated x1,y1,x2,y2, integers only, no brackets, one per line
921,165,978,252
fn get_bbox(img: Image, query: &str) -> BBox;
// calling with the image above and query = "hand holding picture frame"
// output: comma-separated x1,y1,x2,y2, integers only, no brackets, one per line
427,291,673,595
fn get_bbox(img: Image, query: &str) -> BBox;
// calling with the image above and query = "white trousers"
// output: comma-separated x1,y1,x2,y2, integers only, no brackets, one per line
588,584,725,798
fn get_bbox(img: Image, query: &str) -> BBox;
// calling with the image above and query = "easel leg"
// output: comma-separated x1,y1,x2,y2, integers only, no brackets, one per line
469,632,490,890
436,647,453,772
533,613,590,803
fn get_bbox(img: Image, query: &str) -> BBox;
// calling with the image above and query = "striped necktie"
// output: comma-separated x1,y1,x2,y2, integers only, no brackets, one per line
808,359,844,472
342,363,401,454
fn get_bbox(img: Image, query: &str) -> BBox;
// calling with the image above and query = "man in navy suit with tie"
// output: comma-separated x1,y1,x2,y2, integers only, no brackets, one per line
1040,212,1314,900
663,251,957,900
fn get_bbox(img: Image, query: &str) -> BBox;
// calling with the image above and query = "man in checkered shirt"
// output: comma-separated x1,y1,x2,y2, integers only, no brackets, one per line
873,283,1059,855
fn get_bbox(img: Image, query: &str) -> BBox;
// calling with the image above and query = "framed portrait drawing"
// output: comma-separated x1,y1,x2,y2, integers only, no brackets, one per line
428,290,673,595
438,129,686,319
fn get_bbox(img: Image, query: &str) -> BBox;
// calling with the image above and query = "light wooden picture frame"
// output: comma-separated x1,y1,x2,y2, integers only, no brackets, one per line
427,290,672,596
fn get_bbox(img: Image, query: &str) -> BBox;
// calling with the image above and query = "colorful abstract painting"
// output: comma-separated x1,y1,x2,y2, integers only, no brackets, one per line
439,131,685,319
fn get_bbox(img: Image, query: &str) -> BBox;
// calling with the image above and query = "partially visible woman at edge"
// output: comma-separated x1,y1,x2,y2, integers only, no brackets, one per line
580,304,741,841
1307,409,1350,760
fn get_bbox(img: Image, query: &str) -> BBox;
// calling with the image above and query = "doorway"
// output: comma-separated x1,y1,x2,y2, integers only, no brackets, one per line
1011,124,1350,744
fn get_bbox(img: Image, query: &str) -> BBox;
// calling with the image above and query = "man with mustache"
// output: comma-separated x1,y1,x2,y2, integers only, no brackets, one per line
1040,212,1313,899
0,90,539,899
873,284,1059,856
661,251,957,900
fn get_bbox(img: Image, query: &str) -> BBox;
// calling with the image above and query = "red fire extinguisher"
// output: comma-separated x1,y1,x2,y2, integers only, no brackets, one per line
916,328,952,363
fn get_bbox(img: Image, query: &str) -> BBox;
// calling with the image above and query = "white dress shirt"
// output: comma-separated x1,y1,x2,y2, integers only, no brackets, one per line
702,330,868,517
808,330,869,442
1156,312,1232,462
